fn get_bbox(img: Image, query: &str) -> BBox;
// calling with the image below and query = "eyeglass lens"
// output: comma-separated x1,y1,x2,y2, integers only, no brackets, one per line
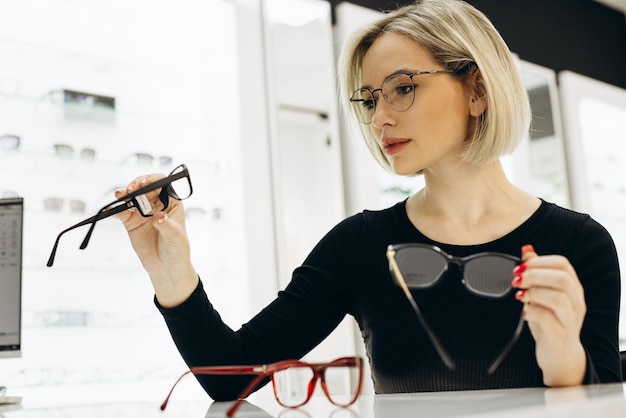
43,197,86,213
392,245,519,298
126,152,174,168
0,134,20,150
350,73,416,124
272,362,361,408
164,164,192,201
53,143,96,160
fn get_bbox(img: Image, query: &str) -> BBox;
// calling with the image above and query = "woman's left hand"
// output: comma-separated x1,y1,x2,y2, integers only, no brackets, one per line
512,244,587,386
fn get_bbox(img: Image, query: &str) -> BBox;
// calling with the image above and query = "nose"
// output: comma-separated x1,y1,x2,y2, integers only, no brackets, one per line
370,93,396,128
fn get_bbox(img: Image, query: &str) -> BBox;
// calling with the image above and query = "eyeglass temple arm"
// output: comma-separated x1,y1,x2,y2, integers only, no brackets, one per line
160,367,267,417
160,369,193,411
79,201,130,250
226,373,270,418
46,210,120,267
387,251,456,370
487,314,526,374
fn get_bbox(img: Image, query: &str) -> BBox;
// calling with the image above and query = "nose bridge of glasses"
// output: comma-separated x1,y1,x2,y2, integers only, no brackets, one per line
447,254,466,272
367,88,397,126
159,185,171,210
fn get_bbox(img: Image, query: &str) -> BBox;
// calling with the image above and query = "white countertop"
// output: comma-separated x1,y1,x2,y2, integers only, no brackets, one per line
1,382,625,418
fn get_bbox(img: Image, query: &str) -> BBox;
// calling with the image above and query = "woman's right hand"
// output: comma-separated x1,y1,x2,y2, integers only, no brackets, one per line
115,173,199,308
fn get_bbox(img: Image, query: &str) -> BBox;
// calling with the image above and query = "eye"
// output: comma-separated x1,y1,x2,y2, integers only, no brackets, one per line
394,83,415,97
362,98,376,110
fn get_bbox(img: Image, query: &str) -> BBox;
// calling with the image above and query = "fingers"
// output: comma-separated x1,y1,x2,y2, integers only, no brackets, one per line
153,210,186,241
119,173,166,198
151,209,191,267
112,173,167,223
514,256,583,298
512,244,586,329
521,244,536,261
514,275,574,311
511,245,587,384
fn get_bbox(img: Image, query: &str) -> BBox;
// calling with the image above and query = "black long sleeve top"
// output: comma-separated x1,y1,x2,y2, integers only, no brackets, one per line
157,199,622,400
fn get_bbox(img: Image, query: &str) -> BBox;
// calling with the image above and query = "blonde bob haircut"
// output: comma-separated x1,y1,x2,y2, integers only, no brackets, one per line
338,0,531,171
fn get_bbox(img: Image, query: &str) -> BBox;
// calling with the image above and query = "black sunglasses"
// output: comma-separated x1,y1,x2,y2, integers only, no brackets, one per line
47,164,192,267
387,243,524,373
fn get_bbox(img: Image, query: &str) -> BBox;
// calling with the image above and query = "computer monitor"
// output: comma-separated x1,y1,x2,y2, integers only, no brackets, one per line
0,197,23,359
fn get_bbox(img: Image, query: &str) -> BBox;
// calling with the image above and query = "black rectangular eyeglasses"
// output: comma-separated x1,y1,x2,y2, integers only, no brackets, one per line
386,243,525,374
47,163,192,267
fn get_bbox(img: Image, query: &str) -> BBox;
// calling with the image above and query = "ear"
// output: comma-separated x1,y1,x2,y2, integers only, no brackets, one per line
468,68,487,117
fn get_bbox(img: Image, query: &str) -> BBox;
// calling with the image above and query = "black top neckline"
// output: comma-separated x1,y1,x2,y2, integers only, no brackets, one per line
391,198,551,252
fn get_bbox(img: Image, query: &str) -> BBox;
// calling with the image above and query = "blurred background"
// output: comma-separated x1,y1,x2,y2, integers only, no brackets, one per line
0,0,624,404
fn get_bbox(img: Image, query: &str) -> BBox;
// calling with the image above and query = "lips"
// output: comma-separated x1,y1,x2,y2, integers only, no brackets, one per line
383,138,412,155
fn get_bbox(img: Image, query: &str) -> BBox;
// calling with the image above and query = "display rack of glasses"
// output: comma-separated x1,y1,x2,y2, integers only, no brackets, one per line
3,88,246,288
0,89,249,395
0,91,249,320
1,92,231,266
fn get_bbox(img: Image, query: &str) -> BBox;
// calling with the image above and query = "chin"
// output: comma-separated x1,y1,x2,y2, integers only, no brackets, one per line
389,163,423,177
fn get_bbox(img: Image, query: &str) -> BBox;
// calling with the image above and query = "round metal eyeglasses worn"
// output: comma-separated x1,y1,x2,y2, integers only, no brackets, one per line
349,70,453,124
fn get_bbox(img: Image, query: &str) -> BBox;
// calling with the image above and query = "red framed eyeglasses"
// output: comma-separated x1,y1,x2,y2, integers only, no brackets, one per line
160,356,364,417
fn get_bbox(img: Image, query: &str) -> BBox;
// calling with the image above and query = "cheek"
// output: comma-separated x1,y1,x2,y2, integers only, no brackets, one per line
414,94,470,141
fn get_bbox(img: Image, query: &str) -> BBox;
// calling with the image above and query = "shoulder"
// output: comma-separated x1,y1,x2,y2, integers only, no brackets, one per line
309,201,407,258
538,200,612,241
536,201,618,277
332,201,406,236
539,200,589,224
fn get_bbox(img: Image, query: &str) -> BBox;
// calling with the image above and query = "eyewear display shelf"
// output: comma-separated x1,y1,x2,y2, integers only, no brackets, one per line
0,91,247,398
0,91,229,274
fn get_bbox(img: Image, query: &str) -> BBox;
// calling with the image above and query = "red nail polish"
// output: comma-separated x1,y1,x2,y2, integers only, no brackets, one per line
512,275,523,288
515,290,525,301
522,244,535,254
513,263,526,275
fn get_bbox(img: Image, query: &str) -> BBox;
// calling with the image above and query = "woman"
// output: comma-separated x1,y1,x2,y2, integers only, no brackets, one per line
116,0,622,399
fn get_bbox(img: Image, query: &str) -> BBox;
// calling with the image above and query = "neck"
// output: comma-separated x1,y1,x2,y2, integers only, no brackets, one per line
406,160,540,244
421,160,513,211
